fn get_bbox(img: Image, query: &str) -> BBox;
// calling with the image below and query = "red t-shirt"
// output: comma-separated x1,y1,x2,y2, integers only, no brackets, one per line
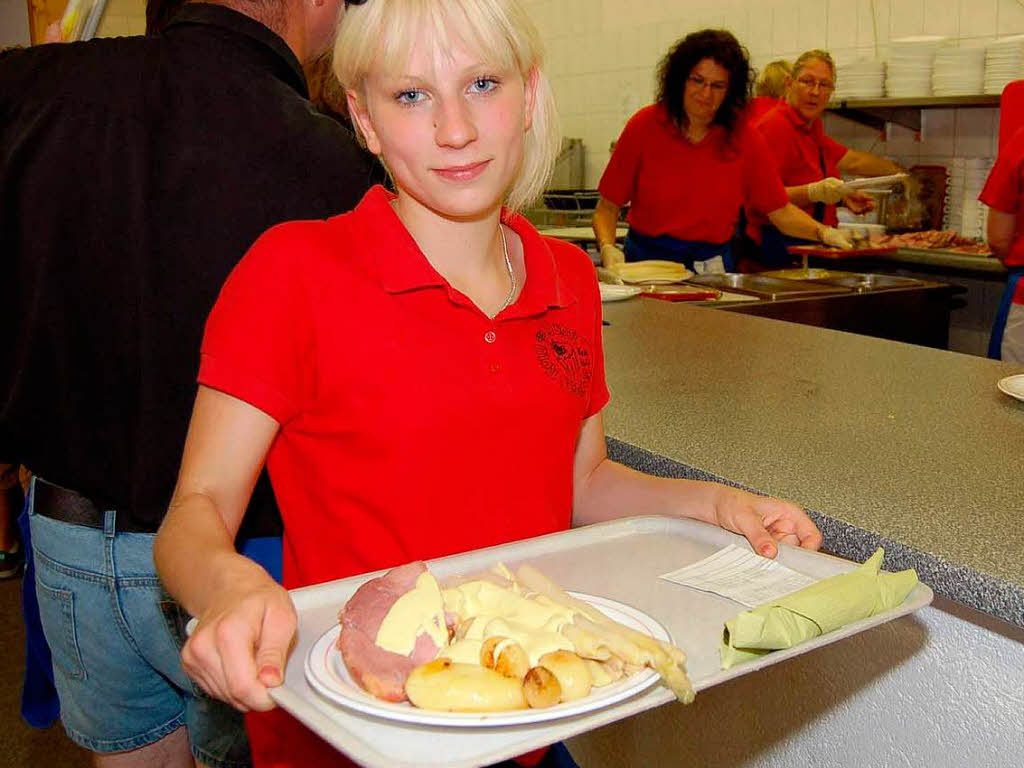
980,126,1024,266
199,185,609,767
598,103,788,244
747,96,782,125
747,101,849,240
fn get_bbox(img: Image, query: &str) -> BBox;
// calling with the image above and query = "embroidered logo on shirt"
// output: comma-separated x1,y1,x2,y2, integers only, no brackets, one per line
535,324,592,397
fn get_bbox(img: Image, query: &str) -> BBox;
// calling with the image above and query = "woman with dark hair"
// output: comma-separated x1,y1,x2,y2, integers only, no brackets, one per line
593,29,850,272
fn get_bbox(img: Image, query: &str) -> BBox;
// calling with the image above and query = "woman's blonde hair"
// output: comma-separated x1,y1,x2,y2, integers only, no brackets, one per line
755,59,792,98
792,49,836,81
333,0,561,211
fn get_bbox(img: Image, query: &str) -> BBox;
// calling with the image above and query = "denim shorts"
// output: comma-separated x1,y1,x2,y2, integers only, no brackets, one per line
28,486,250,767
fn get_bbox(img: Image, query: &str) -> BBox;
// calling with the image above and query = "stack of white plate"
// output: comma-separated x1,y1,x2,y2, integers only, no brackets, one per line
886,36,947,98
945,158,994,238
984,36,1024,95
834,59,886,100
932,46,986,96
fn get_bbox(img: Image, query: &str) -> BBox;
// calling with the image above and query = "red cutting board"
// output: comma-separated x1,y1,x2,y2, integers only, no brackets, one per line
640,287,720,302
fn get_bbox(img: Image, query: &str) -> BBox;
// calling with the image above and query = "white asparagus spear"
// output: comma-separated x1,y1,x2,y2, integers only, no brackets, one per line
516,565,694,704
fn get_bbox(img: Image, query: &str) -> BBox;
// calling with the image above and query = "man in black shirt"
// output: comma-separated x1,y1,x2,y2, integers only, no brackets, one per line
0,1,378,765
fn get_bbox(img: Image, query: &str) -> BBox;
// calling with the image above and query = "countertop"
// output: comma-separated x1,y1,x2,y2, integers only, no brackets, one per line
886,249,1007,274
535,225,628,242
599,298,1024,627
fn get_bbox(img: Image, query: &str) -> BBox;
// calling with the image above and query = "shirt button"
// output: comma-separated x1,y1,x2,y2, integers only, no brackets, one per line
484,330,497,344
490,362,502,374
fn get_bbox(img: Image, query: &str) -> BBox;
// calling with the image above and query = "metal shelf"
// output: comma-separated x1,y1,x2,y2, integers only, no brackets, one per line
827,94,1001,132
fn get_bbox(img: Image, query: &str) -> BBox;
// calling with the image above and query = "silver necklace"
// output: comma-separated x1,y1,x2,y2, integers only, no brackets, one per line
496,224,516,314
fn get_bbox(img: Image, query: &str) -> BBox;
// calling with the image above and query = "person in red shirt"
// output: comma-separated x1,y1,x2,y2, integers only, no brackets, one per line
593,30,851,274
748,59,791,124
154,3,823,766
981,126,1024,363
750,49,901,266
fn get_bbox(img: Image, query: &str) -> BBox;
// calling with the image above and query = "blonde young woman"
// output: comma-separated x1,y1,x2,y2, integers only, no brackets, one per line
154,2,823,765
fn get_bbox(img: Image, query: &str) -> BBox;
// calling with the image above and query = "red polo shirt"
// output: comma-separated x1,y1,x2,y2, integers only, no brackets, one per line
598,103,788,244
747,96,782,125
199,185,609,767
748,101,849,239
980,126,1024,266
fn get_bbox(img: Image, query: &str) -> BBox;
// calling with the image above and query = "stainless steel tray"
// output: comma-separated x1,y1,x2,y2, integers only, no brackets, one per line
686,273,851,299
269,516,932,768
806,273,926,292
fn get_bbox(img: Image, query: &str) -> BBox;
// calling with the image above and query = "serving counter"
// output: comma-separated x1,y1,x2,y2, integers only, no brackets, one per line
566,300,1024,766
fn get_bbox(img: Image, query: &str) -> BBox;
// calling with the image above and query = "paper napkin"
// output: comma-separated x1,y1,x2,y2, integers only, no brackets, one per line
720,549,919,669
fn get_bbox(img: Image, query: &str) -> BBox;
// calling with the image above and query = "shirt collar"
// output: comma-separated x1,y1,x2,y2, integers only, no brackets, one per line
780,100,824,137
653,103,725,145
359,186,576,316
167,3,308,98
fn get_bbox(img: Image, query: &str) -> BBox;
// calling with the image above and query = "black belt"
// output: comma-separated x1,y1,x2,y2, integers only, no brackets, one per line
33,479,153,534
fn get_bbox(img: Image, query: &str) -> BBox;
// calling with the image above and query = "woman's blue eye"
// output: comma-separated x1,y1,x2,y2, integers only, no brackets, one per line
469,77,499,94
396,90,425,105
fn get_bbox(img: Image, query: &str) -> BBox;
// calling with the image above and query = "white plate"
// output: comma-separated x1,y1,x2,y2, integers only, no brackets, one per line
305,593,669,727
997,374,1024,402
599,284,642,302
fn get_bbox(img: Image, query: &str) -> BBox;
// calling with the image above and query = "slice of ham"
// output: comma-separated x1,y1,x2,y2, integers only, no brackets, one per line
337,561,443,702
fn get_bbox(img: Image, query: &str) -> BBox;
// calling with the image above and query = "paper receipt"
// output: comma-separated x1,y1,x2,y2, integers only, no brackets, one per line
660,545,818,607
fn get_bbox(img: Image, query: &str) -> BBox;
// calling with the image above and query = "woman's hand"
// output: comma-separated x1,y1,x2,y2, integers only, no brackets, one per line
818,225,853,250
806,177,847,205
181,560,297,712
710,486,823,558
600,243,626,267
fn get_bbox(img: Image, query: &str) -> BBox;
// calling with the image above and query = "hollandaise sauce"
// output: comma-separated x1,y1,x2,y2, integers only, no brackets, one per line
439,580,577,667
374,572,448,656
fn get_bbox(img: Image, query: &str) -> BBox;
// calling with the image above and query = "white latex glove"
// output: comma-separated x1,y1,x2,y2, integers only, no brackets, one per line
806,177,848,205
600,243,627,268
818,226,854,250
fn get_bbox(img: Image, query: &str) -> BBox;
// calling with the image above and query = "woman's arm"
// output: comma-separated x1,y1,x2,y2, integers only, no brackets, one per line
837,149,901,177
571,412,823,558
154,385,294,712
987,208,1016,263
785,185,813,207
765,202,850,248
592,197,626,266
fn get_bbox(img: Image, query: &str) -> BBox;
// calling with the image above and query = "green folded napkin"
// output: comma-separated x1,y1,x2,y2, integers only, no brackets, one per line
720,548,919,669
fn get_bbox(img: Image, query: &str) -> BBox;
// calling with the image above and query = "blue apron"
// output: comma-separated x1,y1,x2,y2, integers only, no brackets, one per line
757,225,816,268
18,484,59,728
758,146,829,268
989,269,1024,360
624,229,734,272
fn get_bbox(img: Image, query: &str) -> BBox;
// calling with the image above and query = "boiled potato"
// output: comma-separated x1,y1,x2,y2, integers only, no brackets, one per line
538,650,592,701
480,637,530,681
523,665,561,709
405,659,527,712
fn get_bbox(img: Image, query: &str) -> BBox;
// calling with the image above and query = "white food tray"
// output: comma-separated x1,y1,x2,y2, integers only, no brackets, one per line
270,516,932,768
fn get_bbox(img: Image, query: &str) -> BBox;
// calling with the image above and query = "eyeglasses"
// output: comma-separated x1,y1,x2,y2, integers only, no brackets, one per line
795,76,835,92
686,74,729,93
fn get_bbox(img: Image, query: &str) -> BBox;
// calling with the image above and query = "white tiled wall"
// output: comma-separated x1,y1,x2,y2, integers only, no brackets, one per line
525,0,1024,187
96,0,146,39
